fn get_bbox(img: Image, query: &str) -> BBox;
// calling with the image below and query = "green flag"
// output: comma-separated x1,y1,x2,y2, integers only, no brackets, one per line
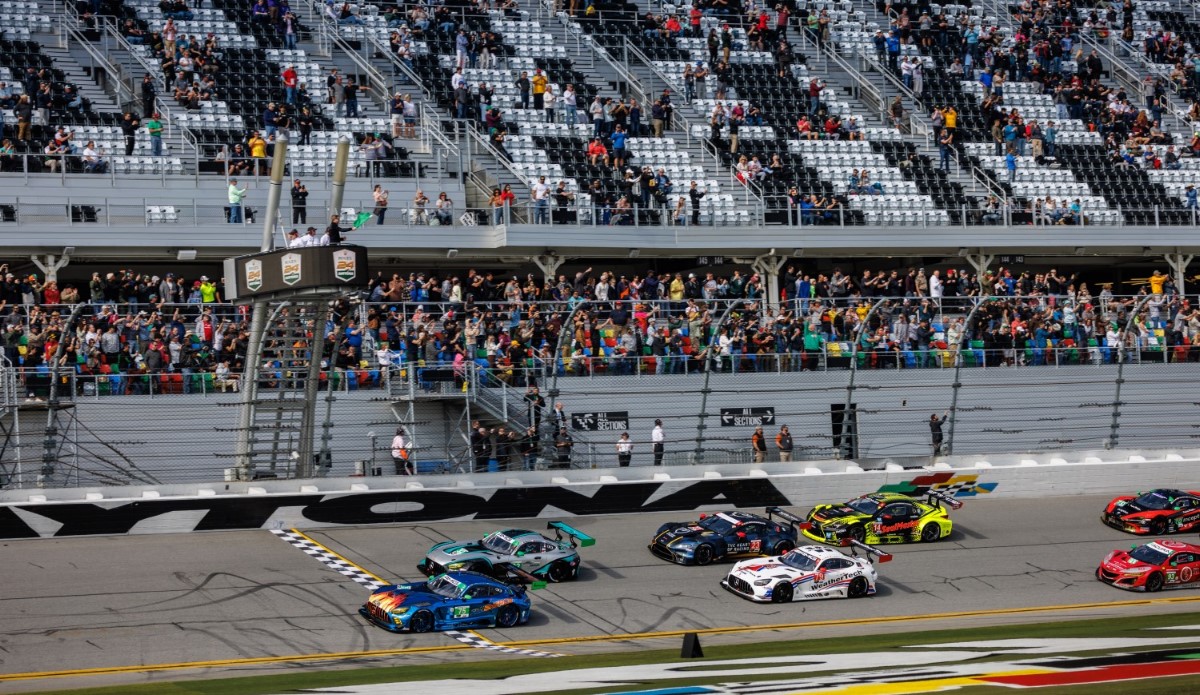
353,212,373,229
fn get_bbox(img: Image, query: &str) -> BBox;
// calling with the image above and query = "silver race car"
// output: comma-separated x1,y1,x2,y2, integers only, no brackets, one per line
417,522,595,583
721,540,891,602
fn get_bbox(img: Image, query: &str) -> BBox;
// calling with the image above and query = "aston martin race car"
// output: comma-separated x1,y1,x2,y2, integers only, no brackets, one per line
417,522,595,583
722,539,892,602
649,507,803,565
802,491,963,545
1096,539,1200,592
360,571,534,632
1102,489,1200,535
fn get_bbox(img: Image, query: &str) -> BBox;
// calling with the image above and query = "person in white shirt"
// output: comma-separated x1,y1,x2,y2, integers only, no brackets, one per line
286,229,305,248
652,419,664,466
929,269,943,304
391,426,413,475
563,84,578,124
543,84,556,123
214,360,239,392
616,431,633,467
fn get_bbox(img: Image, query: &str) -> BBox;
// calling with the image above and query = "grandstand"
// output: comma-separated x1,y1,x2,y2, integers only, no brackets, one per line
1,0,1200,489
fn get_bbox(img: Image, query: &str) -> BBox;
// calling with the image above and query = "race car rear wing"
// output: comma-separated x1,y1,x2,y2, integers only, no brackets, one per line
841,538,893,563
547,521,596,548
766,506,812,531
926,489,964,510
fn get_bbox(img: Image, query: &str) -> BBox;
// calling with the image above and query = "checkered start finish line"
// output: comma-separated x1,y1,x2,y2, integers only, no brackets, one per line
270,529,561,658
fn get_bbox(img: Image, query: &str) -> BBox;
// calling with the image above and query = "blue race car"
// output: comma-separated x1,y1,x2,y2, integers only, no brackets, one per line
649,507,803,566
360,571,534,633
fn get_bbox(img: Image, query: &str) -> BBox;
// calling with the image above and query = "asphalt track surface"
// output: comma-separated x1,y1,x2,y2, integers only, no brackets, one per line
4,493,1200,692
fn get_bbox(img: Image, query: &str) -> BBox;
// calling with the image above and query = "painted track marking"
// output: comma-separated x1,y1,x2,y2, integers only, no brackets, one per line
6,593,1200,683
270,529,559,658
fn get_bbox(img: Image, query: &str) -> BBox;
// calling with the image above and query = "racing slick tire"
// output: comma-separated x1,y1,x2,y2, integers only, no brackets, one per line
694,544,715,566
773,540,795,555
496,605,520,628
1149,520,1168,536
921,523,942,542
772,582,794,603
547,560,574,582
410,610,434,633
846,525,866,543
1145,572,1165,593
848,576,869,598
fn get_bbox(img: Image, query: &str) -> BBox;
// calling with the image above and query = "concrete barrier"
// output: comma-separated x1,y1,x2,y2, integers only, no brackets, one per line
0,447,1196,539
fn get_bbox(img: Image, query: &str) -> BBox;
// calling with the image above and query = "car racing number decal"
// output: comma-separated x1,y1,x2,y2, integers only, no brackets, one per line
452,605,471,618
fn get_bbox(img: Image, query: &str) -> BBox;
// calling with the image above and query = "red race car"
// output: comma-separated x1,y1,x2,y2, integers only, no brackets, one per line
1101,489,1200,535
1097,539,1200,592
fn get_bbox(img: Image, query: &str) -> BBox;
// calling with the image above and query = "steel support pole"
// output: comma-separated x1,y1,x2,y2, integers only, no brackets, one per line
297,303,330,478
946,296,1002,456
1107,294,1154,450
840,298,889,459
261,133,288,251
694,300,747,464
1164,252,1194,299
329,136,352,220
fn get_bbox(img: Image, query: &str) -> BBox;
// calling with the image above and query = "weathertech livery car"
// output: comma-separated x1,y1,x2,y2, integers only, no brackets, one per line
1096,539,1200,592
1102,489,1200,535
649,508,803,565
802,491,963,545
417,522,595,583
722,540,892,603
360,572,534,632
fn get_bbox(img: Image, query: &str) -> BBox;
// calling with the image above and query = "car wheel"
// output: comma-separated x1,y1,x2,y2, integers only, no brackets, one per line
495,605,520,628
773,540,795,556
547,561,573,582
409,610,434,633
694,544,714,566
848,576,869,598
921,523,942,542
1150,520,1167,536
1145,572,1165,593
772,581,794,603
847,525,866,543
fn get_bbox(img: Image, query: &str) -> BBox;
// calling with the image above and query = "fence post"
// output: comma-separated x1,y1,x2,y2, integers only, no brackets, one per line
840,298,889,459
1107,294,1154,450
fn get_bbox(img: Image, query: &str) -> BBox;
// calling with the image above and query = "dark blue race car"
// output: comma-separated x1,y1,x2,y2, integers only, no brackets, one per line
649,508,804,566
360,571,534,633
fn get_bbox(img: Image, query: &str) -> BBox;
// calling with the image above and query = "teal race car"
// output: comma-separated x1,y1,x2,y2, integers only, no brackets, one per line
417,521,595,583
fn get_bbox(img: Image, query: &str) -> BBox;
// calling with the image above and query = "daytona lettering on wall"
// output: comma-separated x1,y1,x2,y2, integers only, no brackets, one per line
0,479,793,539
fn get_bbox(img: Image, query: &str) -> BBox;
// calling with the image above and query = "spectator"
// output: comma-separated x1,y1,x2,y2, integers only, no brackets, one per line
435,192,454,226
531,69,548,110
324,213,349,245
751,426,767,463
652,418,664,465
373,185,389,225
226,179,247,223
412,189,430,224
776,425,793,461
290,179,308,224
145,112,164,156
531,175,551,224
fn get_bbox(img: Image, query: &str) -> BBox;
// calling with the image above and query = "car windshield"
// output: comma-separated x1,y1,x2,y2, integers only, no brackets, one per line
698,514,739,534
483,531,519,554
427,574,468,598
847,497,881,515
1134,491,1172,510
781,550,820,571
1130,544,1170,566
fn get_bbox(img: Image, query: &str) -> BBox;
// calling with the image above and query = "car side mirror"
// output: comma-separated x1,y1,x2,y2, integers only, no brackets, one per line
516,551,525,556
736,532,746,538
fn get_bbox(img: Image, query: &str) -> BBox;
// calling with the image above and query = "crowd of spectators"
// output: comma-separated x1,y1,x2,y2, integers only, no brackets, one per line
1,259,1194,402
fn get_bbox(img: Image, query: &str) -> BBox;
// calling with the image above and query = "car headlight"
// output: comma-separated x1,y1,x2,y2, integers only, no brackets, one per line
1122,566,1151,574
753,578,773,586
447,562,466,569
1133,519,1151,525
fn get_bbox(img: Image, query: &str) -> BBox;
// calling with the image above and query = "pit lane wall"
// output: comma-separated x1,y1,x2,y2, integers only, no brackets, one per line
0,448,1196,539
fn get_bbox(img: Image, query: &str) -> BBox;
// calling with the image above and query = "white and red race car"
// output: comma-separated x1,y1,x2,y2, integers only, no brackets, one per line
721,540,891,603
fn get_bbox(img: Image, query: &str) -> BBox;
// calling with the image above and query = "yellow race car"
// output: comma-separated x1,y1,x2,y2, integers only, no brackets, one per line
802,491,962,545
